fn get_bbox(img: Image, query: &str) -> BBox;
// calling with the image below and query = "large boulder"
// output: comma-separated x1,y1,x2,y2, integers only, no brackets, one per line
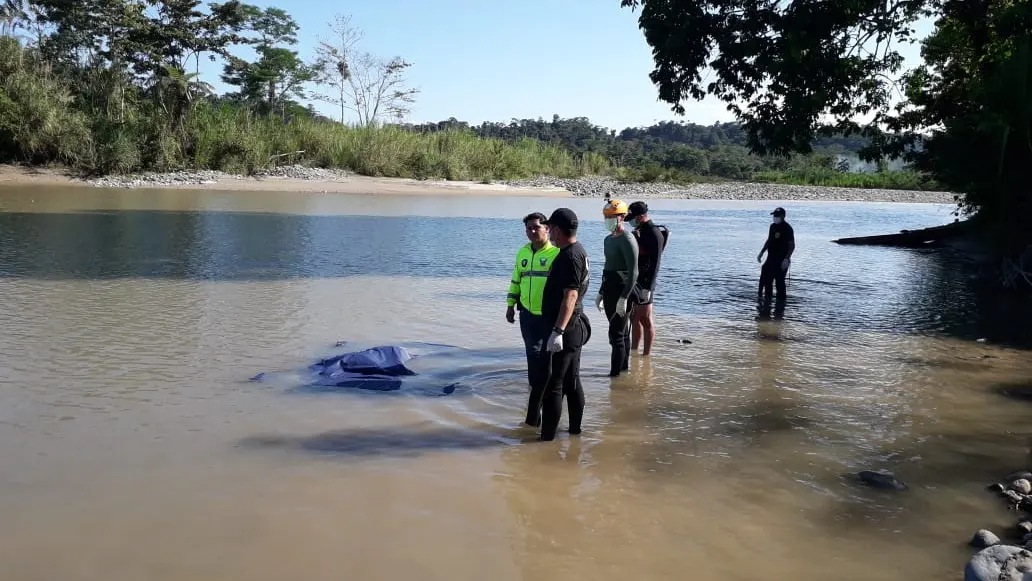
964,545,1032,581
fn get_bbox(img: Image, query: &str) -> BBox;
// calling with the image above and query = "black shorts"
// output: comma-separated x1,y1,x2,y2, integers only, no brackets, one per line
630,285,653,306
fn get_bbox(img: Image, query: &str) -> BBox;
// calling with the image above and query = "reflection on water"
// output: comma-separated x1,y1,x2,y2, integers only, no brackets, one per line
0,186,1030,581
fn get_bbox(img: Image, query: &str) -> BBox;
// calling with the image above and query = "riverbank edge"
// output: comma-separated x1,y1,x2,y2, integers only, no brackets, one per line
0,164,960,204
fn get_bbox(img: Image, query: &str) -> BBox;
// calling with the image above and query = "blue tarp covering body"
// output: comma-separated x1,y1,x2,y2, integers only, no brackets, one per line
249,342,507,396
308,345,416,391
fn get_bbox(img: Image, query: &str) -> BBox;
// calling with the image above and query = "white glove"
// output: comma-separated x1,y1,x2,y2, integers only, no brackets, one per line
616,297,627,318
546,330,564,353
639,290,652,303
595,292,604,312
781,258,791,272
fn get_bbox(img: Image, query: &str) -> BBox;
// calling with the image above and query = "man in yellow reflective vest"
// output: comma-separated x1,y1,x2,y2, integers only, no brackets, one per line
506,212,560,427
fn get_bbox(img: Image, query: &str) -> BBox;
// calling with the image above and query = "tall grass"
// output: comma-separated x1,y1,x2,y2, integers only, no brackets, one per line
752,167,942,191
189,105,607,180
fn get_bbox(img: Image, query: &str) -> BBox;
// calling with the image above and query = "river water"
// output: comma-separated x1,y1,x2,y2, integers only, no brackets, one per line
0,185,1031,581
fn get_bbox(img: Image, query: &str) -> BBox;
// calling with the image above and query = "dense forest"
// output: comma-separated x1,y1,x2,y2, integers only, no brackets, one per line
402,115,930,187
0,0,934,190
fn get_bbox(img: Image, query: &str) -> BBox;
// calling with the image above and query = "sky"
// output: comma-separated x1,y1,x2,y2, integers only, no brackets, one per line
199,0,934,131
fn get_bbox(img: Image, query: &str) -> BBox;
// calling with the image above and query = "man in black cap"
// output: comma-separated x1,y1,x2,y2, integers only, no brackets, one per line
756,206,795,319
625,201,668,356
529,207,591,441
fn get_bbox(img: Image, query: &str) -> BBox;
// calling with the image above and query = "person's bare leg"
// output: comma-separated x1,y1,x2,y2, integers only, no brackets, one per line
640,304,656,356
631,310,642,352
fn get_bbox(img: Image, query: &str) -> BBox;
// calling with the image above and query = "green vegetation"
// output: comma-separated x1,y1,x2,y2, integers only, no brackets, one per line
0,0,935,189
622,0,1032,289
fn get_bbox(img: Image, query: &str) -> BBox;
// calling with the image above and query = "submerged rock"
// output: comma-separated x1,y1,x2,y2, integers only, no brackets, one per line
970,529,1001,549
855,470,908,491
964,545,1032,581
1012,479,1032,495
1018,522,1032,536
1006,472,1032,485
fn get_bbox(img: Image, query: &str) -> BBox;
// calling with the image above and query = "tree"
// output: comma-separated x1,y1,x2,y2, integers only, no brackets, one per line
221,6,315,118
621,0,1032,289
311,13,418,126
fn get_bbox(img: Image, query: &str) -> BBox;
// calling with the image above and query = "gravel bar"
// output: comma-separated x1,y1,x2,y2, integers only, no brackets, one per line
501,175,958,204
81,167,958,204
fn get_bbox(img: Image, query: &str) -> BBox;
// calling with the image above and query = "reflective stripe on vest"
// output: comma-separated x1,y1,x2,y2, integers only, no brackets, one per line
506,242,559,316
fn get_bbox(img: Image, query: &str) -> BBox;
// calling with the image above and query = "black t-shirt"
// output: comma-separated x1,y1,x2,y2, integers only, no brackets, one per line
765,221,795,262
541,241,589,326
633,221,665,291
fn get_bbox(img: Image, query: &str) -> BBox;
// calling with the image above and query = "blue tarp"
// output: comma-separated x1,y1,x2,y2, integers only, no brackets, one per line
251,344,459,394
250,342,531,396
307,345,416,391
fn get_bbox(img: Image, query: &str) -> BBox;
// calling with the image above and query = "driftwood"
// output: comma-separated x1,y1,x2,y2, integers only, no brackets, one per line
833,221,969,248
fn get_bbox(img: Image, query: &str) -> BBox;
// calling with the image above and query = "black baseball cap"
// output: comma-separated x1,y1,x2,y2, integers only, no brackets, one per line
771,207,786,216
626,201,648,220
543,207,578,231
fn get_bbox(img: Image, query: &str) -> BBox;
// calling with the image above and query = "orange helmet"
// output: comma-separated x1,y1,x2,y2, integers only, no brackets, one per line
603,199,629,217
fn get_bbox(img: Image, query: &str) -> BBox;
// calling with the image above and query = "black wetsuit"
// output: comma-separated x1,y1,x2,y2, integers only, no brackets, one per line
758,220,795,317
632,220,666,305
601,228,638,376
533,241,590,441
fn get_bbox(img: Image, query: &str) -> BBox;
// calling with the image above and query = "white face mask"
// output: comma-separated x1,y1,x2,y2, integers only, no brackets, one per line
604,217,619,232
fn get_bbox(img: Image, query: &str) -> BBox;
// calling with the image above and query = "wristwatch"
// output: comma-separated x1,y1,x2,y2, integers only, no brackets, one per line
553,327,565,335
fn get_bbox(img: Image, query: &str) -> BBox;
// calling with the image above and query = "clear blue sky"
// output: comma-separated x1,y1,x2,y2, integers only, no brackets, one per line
201,0,932,131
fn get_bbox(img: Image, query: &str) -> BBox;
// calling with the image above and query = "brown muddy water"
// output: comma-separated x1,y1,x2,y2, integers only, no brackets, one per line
0,185,1030,581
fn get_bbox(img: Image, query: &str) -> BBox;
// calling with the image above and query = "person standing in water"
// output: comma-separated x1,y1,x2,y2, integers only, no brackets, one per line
506,212,560,428
595,199,639,377
756,206,795,319
625,201,667,356
536,208,590,441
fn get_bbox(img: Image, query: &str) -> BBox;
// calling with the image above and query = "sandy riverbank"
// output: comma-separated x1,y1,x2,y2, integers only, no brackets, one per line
0,165,571,198
0,164,960,204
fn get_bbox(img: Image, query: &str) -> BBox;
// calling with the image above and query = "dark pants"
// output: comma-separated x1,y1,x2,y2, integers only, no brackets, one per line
519,309,552,426
602,272,632,376
535,314,587,441
758,259,787,318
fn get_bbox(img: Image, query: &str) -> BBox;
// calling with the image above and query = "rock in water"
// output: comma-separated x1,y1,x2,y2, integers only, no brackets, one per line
1005,471,1032,484
856,470,908,491
1018,522,1032,536
964,545,1032,581
1011,479,1032,495
970,529,1001,549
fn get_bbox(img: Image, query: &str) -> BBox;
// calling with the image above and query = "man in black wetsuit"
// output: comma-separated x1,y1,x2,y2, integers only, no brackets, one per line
534,207,591,442
756,206,795,319
626,201,666,356
595,199,638,377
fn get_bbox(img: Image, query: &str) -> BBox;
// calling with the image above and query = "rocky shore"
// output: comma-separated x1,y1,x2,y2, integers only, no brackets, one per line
75,166,958,203
964,470,1032,581
82,165,352,189
501,174,958,204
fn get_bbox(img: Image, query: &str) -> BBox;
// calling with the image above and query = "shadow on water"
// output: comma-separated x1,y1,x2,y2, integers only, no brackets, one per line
238,422,531,458
0,209,522,281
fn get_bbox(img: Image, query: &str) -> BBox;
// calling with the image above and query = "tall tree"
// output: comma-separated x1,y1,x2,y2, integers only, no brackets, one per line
311,12,418,126
221,5,315,118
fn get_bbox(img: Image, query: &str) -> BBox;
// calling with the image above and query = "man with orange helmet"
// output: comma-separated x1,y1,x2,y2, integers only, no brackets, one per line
596,199,639,377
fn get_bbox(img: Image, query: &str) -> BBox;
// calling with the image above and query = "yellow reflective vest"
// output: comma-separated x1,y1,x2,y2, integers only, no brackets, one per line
506,242,560,316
